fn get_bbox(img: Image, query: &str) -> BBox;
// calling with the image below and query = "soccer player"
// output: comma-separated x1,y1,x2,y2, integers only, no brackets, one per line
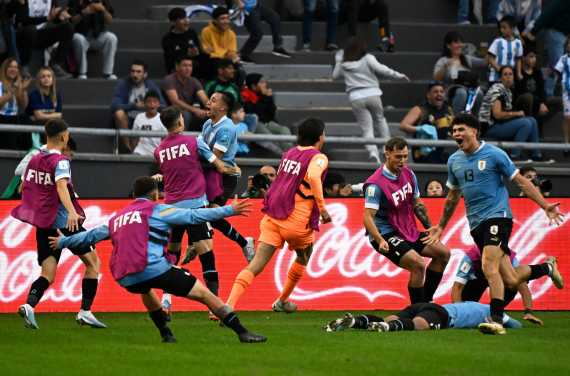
48,176,266,344
11,119,105,329
452,245,563,325
363,137,450,304
197,91,254,262
324,301,522,333
226,118,331,312
423,113,564,334
154,106,240,318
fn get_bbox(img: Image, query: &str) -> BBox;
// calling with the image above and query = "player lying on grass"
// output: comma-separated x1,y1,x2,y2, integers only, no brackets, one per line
324,302,522,334
48,176,266,344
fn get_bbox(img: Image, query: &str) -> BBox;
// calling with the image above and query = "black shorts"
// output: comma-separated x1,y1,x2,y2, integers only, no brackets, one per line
125,267,197,297
471,218,513,255
397,302,449,330
170,222,213,244
211,174,240,206
370,231,428,266
36,226,94,266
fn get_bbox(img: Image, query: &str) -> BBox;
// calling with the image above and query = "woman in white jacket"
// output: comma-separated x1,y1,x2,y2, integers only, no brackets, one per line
333,37,409,163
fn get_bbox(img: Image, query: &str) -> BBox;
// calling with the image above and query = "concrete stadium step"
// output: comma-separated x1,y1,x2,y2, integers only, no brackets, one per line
111,19,495,53
323,148,369,161
278,107,408,124
138,0,456,22
326,122,406,137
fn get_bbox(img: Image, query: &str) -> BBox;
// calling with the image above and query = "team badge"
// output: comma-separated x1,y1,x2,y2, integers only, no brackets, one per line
478,160,486,171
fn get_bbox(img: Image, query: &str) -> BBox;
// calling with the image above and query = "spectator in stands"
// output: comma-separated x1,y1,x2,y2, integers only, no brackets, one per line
131,90,166,156
162,7,208,78
231,0,292,63
205,59,241,104
487,15,523,83
478,65,543,161
200,7,239,64
111,60,165,153
514,49,548,121
524,0,570,97
333,37,408,164
496,0,541,35
424,179,444,197
458,0,500,24
27,66,62,123
241,72,293,155
242,172,271,198
0,57,31,150
9,0,74,78
518,165,552,196
68,0,118,80
344,0,395,52
324,171,353,197
433,31,485,114
554,36,570,156
163,55,209,130
302,0,339,51
230,103,253,156
259,164,276,183
400,81,454,163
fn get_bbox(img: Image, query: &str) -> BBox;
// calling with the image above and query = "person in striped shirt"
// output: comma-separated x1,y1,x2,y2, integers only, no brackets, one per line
487,15,523,82
554,36,570,153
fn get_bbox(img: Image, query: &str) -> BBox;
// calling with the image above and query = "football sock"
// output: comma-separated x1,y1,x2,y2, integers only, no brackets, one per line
490,298,505,323
528,263,550,280
504,288,518,305
408,286,425,304
199,251,219,296
226,269,254,309
149,308,173,338
354,314,384,329
387,318,415,331
278,262,305,302
222,311,248,335
26,276,50,308
80,278,98,311
423,269,443,302
211,219,248,248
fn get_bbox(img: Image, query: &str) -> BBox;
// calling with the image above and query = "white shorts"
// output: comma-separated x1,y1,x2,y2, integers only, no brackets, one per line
564,92,570,117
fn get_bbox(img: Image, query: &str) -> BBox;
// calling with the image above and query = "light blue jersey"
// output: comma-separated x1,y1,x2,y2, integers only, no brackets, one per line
200,115,238,166
444,301,521,329
447,142,518,230
488,37,523,82
57,199,235,286
454,253,520,285
554,54,570,94
364,166,420,236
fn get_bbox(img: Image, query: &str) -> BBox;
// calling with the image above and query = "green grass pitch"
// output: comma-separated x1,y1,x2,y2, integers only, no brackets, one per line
1,311,569,375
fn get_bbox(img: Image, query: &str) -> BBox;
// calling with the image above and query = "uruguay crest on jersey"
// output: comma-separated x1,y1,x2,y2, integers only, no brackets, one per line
478,160,486,171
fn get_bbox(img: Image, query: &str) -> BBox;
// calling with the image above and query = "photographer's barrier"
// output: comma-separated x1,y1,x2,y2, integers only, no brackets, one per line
0,198,568,312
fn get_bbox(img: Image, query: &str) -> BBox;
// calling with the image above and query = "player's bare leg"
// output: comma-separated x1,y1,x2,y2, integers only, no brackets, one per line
19,256,58,329
399,251,426,303
421,242,450,301
76,250,106,328
481,245,505,324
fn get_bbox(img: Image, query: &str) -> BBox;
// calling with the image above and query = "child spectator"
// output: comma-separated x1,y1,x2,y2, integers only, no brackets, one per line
514,49,548,120
487,15,524,82
132,91,166,156
27,67,62,123
554,36,570,156
0,57,31,150
425,179,444,197
230,103,252,156
205,59,241,104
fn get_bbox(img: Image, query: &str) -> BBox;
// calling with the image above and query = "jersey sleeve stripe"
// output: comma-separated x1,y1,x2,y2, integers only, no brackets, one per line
54,173,71,181
509,168,519,181
213,143,228,153
364,203,380,210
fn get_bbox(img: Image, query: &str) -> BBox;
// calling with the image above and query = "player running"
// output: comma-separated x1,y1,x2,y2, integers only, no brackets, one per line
12,119,105,329
48,176,266,344
423,113,564,334
324,301,522,333
226,118,331,312
363,137,450,303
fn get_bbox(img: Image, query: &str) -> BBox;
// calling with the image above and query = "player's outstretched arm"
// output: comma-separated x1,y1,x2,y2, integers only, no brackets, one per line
212,158,241,175
519,282,543,325
513,173,565,225
413,197,432,230
422,187,462,245
48,225,110,250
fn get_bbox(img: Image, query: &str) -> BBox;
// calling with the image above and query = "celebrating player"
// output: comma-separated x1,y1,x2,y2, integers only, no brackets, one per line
363,137,450,304
324,301,522,333
423,113,565,334
12,119,105,329
226,118,331,312
48,177,266,344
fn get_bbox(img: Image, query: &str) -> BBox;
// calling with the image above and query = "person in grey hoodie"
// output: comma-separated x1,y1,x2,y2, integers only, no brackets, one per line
333,37,408,163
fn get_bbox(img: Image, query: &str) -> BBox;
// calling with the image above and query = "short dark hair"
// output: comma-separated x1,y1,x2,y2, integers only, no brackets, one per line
499,65,514,76
212,6,229,19
133,176,158,198
451,112,480,132
297,118,325,146
66,136,77,151
519,166,537,176
175,55,193,65
160,106,182,131
217,58,233,70
246,73,263,89
131,59,148,72
217,91,235,115
424,179,444,195
385,137,408,152
427,80,445,92
230,102,243,114
168,7,186,21
324,171,346,190
44,119,68,138
498,15,517,29
144,90,161,101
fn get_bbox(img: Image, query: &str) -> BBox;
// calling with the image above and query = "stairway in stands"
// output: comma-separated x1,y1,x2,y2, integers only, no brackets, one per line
57,0,564,162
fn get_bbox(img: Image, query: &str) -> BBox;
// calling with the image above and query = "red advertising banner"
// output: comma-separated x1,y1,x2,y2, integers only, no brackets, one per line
0,198,568,312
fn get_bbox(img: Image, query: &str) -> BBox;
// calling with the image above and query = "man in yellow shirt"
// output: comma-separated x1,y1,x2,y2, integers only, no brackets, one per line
200,7,240,64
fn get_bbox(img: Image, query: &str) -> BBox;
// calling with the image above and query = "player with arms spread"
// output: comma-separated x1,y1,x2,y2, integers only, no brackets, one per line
423,113,564,335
